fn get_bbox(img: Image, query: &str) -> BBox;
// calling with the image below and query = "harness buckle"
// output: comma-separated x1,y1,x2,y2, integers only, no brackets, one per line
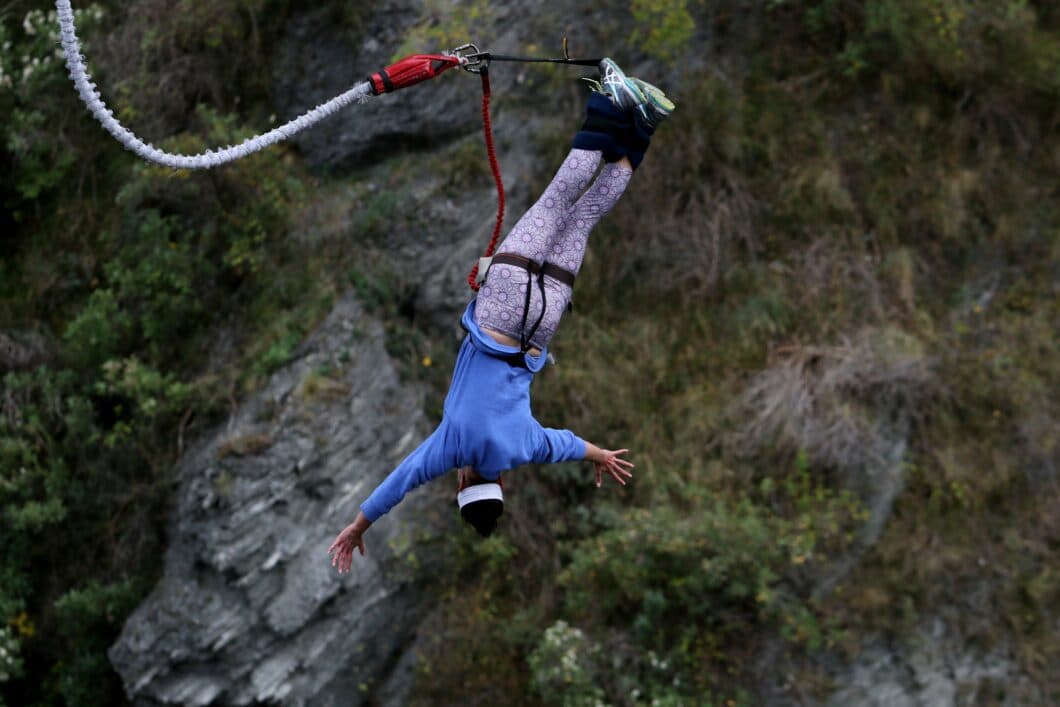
452,43,489,73
475,256,493,286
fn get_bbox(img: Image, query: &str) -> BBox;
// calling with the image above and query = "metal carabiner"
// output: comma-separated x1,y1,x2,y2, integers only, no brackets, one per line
452,43,489,73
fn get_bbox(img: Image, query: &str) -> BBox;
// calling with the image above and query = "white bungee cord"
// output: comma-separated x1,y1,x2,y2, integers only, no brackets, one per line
54,0,375,169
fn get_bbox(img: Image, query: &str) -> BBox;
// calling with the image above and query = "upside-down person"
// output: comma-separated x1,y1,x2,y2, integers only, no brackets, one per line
328,59,674,571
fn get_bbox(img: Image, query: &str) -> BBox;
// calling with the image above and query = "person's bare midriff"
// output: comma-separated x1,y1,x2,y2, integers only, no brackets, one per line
482,328,542,357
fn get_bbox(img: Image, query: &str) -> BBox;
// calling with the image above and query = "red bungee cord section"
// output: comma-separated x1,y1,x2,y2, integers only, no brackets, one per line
467,67,506,292
367,54,463,95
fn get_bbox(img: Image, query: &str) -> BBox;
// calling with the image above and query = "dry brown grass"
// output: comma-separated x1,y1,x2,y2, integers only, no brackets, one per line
723,326,934,480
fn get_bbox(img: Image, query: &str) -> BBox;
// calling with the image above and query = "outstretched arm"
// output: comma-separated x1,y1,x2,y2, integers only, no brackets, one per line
533,427,634,487
328,511,371,573
583,441,634,488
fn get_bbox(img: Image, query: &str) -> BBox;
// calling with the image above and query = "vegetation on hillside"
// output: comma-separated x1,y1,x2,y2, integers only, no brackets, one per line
1,0,1056,705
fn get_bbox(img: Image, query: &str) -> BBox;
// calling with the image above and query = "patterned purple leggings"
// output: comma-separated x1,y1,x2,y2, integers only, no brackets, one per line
474,149,632,349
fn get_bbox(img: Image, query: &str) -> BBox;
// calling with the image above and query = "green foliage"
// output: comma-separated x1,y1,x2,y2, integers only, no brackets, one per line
1,3,314,702
253,327,303,378
51,578,149,706
63,211,204,367
527,621,604,707
630,0,696,63
0,5,107,211
555,463,860,700
0,626,23,689
796,0,1060,93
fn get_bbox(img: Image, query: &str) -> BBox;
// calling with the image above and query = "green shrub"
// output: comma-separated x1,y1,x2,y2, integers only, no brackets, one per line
630,0,696,63
0,626,23,693
528,620,605,707
51,578,149,706
0,5,108,210
556,461,861,699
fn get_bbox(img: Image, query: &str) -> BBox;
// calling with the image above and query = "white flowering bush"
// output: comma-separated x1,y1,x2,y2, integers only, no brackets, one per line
0,626,23,685
527,621,605,707
0,6,105,93
1,5,105,203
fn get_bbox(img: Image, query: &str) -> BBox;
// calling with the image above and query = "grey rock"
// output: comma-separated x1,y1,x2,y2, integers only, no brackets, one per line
826,619,1041,707
270,6,479,173
109,295,454,706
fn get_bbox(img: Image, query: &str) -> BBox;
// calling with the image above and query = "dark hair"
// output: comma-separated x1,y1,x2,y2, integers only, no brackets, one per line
460,499,504,537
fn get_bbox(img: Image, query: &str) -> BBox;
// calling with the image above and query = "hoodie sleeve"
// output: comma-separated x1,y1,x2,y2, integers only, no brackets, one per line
360,422,458,522
531,424,587,465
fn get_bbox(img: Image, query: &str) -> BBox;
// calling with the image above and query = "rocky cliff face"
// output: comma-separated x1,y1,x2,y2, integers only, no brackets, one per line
108,295,453,706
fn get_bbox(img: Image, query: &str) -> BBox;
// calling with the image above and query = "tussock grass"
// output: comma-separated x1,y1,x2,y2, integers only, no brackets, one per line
723,327,933,475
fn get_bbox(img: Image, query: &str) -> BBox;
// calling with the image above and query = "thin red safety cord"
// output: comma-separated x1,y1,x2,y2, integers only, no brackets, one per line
467,67,505,291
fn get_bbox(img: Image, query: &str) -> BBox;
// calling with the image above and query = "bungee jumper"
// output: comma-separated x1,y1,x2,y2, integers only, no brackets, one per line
51,2,674,569
328,59,675,571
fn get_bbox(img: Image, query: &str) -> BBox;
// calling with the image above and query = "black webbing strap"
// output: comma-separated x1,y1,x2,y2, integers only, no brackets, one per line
486,253,576,352
482,53,602,67
490,253,576,287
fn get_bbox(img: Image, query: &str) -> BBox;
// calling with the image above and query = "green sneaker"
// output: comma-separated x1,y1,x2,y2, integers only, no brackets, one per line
630,77,675,130
597,58,648,117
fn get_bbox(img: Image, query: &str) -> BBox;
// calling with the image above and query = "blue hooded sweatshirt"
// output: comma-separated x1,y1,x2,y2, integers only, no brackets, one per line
359,300,586,521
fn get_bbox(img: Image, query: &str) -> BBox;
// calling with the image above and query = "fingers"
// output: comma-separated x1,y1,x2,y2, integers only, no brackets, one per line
327,534,360,574
340,548,352,574
330,543,345,571
602,455,634,486
595,464,602,488
328,526,351,555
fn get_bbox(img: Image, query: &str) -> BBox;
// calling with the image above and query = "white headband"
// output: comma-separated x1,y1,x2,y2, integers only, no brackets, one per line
457,482,504,509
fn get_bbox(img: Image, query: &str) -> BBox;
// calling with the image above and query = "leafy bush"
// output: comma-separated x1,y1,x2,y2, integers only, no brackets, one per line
51,578,148,706
557,464,861,701
630,0,696,63
1,3,313,702
0,627,23,696
0,5,107,211
528,621,605,707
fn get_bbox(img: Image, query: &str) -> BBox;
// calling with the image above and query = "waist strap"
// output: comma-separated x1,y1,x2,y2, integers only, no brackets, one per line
481,252,576,352
489,253,576,288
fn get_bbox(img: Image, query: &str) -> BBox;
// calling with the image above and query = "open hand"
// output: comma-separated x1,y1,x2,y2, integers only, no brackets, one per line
591,447,634,488
328,520,366,573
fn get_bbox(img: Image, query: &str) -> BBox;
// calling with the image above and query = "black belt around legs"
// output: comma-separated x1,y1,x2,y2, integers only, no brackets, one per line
490,253,576,288
486,253,576,352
